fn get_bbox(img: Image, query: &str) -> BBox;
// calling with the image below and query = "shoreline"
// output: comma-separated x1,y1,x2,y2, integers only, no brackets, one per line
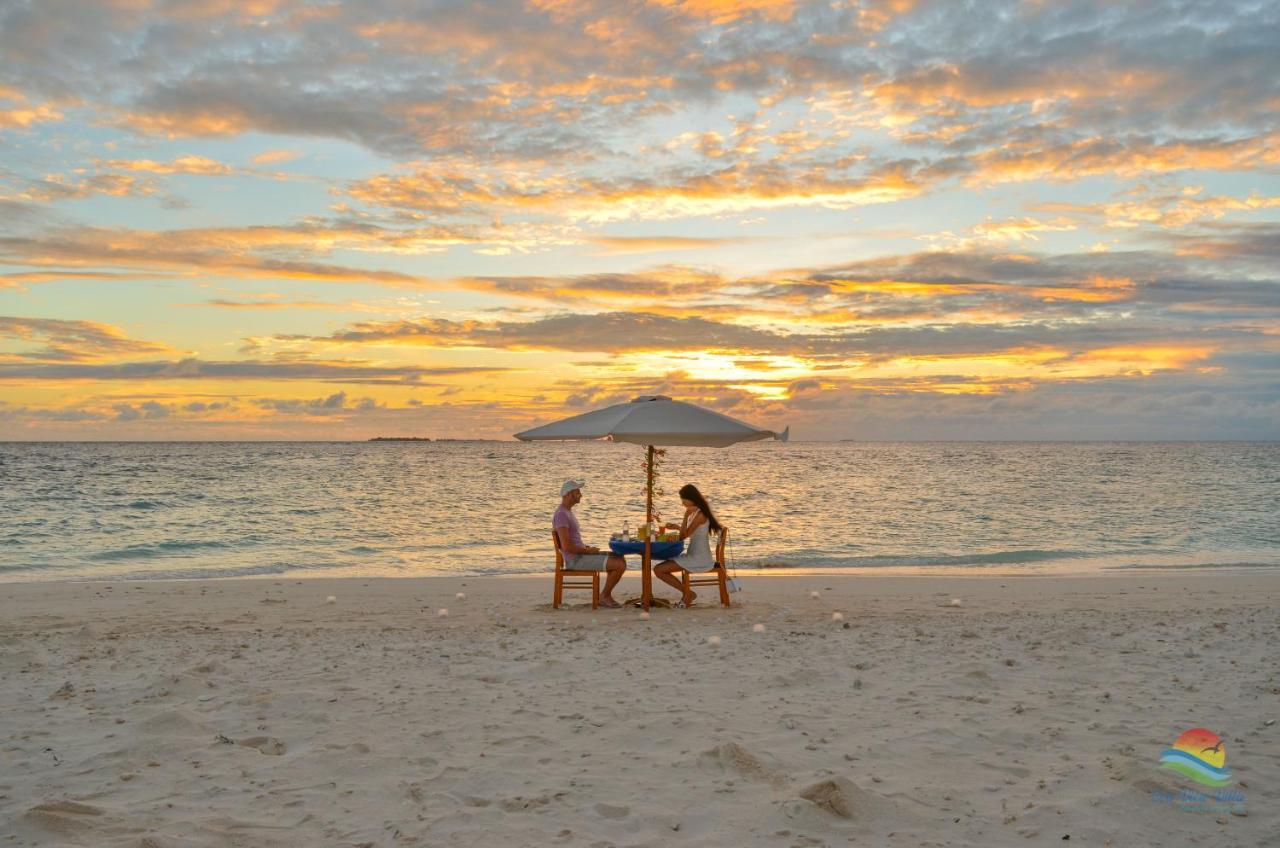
3,557,1279,588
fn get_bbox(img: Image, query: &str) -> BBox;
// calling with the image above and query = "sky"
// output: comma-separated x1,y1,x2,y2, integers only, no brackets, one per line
1,0,1278,440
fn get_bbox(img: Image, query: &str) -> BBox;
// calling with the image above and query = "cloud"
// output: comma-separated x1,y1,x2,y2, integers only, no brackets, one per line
1152,222,1280,265
114,399,171,421
343,156,928,227
0,402,107,423
962,132,1280,186
251,238,1280,401
253,390,352,416
194,298,354,310
4,1,1270,185
0,316,172,362
646,0,799,26
95,155,234,176
1,270,176,284
250,149,302,165
0,356,510,383
295,312,785,354
1,1,1278,441
1033,186,1280,231
0,172,161,204
0,225,440,286
586,235,755,254
3,1,1274,269
0,84,63,128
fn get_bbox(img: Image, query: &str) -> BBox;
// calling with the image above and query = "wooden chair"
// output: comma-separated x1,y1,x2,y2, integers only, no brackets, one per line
681,526,731,608
552,530,600,609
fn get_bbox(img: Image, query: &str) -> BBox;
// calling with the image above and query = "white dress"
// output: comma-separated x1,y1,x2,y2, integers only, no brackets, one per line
674,516,715,573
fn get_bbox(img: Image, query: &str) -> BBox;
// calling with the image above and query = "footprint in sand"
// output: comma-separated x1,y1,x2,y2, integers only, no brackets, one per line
21,800,106,836
799,779,860,819
699,742,787,787
237,736,287,756
138,709,206,736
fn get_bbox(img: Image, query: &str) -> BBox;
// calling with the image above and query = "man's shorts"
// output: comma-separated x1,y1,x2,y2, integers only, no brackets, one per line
565,553,612,571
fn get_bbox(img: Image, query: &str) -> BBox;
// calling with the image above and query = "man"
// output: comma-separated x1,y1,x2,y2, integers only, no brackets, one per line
553,480,627,608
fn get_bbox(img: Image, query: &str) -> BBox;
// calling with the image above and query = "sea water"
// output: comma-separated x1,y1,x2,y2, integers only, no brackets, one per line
1,441,1277,582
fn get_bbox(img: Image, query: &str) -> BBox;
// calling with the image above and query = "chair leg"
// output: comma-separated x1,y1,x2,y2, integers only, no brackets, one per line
718,570,731,607
591,574,599,609
553,573,563,609
681,571,693,607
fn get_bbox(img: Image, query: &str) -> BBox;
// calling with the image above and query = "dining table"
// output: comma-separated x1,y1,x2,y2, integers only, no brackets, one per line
608,537,684,606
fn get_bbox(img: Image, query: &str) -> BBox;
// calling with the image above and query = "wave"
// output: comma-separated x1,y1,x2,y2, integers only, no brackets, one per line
120,559,409,581
1106,561,1280,571
87,539,234,561
744,549,1093,569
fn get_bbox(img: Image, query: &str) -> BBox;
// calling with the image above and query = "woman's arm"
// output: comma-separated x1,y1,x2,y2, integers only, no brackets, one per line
665,506,693,532
677,510,706,540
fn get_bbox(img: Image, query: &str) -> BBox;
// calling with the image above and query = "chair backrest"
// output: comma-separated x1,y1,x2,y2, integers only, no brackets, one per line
715,526,728,568
552,529,564,571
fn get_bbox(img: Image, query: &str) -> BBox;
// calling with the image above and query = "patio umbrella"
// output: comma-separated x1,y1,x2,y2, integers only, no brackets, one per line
515,395,787,608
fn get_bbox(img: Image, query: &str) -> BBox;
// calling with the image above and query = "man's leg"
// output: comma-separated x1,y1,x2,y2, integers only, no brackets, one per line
602,555,626,602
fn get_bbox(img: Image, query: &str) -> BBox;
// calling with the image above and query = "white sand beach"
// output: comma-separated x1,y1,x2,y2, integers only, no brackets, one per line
2,570,1277,847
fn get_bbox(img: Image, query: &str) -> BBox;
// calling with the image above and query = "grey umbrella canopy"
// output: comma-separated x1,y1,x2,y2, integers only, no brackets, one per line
516,395,787,609
514,395,787,447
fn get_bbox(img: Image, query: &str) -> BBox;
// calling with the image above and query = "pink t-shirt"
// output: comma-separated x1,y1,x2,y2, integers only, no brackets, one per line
553,505,583,550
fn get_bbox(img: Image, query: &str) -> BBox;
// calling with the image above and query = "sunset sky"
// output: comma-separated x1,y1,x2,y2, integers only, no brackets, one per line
1,0,1278,440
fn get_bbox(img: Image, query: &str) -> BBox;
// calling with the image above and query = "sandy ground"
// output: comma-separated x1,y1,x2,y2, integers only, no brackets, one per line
1,570,1277,848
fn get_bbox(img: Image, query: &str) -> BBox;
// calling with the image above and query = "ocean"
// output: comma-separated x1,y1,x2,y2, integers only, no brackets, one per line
1,441,1277,582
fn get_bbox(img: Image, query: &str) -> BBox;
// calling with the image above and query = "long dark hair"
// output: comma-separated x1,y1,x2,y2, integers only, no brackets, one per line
679,484,723,534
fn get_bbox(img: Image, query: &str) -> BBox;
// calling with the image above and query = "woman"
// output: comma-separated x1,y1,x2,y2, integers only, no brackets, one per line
653,483,722,606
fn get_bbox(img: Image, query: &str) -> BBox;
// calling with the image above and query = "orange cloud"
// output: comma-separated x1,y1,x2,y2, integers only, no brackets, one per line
587,235,753,254
0,316,173,363
347,159,925,224
969,133,1280,185
919,217,1079,249
1036,188,1280,230
1059,344,1215,376
819,274,1136,306
250,149,302,165
868,63,1168,111
96,155,233,175
115,109,254,138
860,341,1217,385
163,0,291,21
0,226,443,286
0,85,64,129
0,101,63,129
970,217,1077,243
646,0,797,25
0,172,160,203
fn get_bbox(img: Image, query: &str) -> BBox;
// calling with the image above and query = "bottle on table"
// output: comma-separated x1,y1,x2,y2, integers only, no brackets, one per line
623,521,630,542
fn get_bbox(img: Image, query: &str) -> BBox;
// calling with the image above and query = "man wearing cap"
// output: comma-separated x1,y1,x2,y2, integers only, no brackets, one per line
554,480,627,608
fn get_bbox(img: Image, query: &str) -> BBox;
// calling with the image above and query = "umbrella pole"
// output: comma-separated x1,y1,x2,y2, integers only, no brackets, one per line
642,444,653,611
